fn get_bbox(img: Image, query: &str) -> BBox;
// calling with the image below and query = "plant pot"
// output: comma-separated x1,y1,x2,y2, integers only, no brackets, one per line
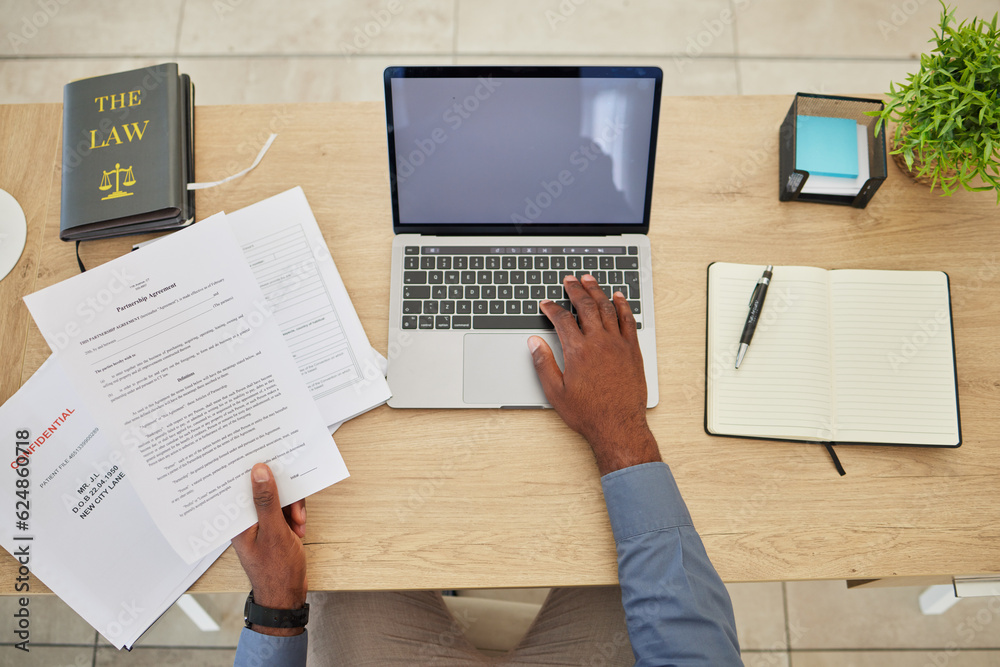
890,131,958,187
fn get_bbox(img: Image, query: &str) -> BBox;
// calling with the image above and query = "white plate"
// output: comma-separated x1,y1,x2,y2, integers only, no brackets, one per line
0,188,27,282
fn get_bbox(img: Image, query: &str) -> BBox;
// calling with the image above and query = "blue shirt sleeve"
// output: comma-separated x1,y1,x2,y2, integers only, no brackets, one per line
601,462,742,666
233,627,307,667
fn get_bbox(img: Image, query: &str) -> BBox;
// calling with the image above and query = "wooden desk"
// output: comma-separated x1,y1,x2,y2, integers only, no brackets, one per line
2,98,999,595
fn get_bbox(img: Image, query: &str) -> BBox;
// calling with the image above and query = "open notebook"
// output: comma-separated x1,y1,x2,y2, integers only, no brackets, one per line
706,262,960,447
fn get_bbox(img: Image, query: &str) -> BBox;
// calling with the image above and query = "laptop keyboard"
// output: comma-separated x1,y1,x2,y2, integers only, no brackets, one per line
400,245,643,330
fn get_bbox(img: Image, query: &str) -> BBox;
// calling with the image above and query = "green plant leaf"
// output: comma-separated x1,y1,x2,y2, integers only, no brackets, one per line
880,2,1000,201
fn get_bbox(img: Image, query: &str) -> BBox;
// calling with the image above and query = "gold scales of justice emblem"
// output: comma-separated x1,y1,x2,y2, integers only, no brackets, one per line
99,163,136,200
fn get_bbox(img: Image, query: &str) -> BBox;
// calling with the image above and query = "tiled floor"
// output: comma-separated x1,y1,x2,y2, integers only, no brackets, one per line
3,0,999,104
3,1,1000,665
5,583,1000,665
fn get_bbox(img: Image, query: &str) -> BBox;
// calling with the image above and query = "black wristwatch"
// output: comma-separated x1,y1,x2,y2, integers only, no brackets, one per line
244,590,310,629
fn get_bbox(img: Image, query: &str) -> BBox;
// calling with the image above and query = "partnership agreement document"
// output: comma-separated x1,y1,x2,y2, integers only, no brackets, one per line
25,214,348,562
226,187,391,426
0,359,225,649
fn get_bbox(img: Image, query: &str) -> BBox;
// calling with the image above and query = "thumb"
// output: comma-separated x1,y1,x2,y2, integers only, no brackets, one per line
528,336,563,402
250,463,286,536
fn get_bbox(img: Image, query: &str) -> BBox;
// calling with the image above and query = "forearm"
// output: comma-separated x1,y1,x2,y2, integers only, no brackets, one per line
602,462,742,666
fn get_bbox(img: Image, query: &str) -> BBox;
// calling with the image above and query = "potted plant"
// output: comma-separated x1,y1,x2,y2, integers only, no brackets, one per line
873,1,1000,201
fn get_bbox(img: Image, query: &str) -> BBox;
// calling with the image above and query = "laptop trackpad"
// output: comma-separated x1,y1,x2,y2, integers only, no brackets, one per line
463,333,563,406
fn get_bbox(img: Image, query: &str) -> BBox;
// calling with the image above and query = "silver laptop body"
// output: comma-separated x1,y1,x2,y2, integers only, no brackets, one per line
383,66,662,409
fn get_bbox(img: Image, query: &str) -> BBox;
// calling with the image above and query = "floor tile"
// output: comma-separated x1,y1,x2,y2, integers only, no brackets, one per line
0,644,93,666
0,55,454,106
177,55,451,105
443,596,541,652
99,593,245,649
727,582,788,650
735,0,1000,58
744,652,789,667
479,648,506,657
178,0,454,56
454,55,739,97
1,0,183,57
457,587,551,605
790,650,1000,666
0,58,162,104
96,646,236,666
0,594,95,644
786,581,1000,650
457,0,735,56
738,58,919,96
659,57,740,96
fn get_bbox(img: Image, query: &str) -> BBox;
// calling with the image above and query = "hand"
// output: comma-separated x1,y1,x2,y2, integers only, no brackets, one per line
231,463,308,636
529,274,661,476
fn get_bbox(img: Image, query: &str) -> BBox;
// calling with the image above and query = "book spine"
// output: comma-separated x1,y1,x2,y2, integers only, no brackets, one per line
165,64,182,222
180,74,195,223
60,82,82,239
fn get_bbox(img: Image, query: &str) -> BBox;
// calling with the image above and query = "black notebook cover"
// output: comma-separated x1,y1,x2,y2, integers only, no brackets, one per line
704,262,961,449
60,63,194,241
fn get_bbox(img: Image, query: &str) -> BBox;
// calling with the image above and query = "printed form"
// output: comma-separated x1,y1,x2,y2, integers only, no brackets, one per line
0,359,225,649
24,214,348,563
226,187,390,426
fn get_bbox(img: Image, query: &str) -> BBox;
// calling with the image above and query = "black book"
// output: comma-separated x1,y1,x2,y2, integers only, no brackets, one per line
60,63,195,241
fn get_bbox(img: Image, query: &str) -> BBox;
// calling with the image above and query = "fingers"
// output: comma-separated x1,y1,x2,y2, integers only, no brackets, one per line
562,276,602,333
539,298,581,345
250,463,287,539
545,275,633,341
579,275,619,331
612,291,639,342
563,274,624,334
287,500,307,539
282,499,306,526
528,335,564,402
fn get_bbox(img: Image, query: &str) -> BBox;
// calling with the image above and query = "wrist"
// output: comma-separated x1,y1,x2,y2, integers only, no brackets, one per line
245,589,308,637
588,423,661,476
252,589,308,611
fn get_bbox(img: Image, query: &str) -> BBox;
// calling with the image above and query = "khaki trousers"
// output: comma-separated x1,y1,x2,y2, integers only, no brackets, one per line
305,587,634,666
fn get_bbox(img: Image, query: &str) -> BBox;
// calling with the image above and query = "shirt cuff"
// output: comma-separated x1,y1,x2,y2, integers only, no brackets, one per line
600,461,692,543
233,627,308,666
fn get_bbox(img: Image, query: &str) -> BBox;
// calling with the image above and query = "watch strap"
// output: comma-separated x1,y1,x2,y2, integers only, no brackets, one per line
244,590,309,629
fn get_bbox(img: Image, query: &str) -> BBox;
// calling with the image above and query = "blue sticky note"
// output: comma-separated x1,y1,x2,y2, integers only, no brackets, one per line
795,115,858,179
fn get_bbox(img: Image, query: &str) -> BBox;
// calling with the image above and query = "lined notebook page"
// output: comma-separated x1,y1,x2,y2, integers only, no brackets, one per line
707,263,833,441
829,270,959,445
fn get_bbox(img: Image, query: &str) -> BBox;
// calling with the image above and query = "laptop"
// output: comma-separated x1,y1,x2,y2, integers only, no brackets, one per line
384,66,662,409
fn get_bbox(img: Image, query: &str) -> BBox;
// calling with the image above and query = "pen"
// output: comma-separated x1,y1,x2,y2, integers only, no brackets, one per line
735,265,773,369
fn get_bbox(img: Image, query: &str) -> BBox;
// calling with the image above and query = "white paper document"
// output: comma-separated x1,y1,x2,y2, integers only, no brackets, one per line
225,187,391,425
130,188,392,428
24,214,348,563
0,359,225,649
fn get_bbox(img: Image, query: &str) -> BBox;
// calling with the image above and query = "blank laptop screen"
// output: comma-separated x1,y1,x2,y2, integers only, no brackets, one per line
386,68,660,230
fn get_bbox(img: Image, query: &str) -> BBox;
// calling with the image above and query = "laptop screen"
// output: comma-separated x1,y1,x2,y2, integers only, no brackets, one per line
384,66,662,236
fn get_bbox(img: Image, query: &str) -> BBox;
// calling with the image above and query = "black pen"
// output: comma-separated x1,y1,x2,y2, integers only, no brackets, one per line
735,265,773,369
